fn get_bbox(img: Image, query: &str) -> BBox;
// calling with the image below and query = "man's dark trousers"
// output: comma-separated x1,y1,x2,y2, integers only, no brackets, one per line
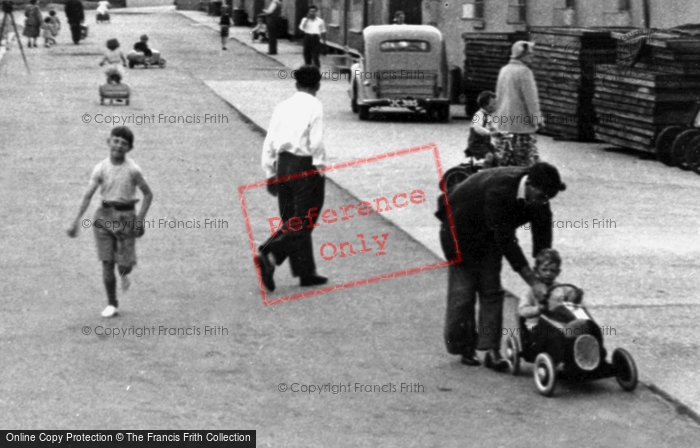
261,152,325,278
444,251,504,355
303,34,321,67
266,14,278,55
69,23,81,44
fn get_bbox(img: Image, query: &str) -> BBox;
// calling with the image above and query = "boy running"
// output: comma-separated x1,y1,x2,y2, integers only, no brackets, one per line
67,126,153,318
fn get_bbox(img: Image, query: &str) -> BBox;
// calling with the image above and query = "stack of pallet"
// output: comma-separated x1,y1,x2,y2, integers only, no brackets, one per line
593,30,700,153
530,27,619,141
462,32,528,116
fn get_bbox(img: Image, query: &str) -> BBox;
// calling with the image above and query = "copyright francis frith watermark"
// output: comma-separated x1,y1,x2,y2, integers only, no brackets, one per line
81,113,230,125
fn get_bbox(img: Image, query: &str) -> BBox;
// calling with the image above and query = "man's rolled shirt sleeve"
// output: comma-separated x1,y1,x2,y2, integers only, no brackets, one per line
308,103,326,169
262,108,282,179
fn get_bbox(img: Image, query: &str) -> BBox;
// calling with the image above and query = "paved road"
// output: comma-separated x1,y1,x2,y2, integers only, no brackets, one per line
0,7,698,447
181,9,700,421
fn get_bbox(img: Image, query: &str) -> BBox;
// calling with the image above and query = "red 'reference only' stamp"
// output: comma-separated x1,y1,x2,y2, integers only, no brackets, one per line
238,143,460,306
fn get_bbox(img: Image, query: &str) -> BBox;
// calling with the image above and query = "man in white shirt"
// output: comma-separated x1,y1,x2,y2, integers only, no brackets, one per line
299,5,326,68
257,65,328,292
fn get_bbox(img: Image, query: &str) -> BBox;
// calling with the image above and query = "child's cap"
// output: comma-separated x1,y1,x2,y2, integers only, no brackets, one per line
140,34,149,41
111,126,134,148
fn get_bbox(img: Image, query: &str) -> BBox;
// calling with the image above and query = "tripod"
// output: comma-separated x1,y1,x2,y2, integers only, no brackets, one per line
0,1,30,74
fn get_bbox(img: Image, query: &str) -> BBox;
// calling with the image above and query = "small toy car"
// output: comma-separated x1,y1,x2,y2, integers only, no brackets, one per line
503,284,638,397
99,83,130,105
96,12,110,23
126,50,166,69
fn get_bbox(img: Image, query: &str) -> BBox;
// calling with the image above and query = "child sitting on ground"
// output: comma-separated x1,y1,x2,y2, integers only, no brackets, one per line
251,15,268,42
519,249,583,331
42,17,57,47
466,90,501,168
99,38,127,75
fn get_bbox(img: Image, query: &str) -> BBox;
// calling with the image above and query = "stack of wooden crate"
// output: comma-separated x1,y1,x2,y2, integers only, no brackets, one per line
462,32,528,116
592,30,700,153
530,27,619,141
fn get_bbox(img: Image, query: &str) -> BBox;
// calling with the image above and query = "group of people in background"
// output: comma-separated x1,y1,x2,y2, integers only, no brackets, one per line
22,0,87,47
22,0,60,48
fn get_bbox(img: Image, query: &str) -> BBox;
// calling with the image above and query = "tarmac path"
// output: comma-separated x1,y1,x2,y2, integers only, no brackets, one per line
0,7,699,447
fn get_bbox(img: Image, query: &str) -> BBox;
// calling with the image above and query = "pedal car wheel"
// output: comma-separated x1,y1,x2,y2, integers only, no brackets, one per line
159,59,166,68
671,129,700,170
533,353,557,397
654,126,684,166
505,335,520,376
442,166,472,193
612,348,638,392
128,61,135,69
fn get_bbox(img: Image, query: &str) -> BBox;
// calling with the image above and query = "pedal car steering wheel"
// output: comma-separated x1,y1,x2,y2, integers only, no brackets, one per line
543,283,584,314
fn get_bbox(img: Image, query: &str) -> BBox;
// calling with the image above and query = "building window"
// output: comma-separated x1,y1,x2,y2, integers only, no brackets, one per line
462,0,484,20
507,0,526,24
618,0,631,11
565,0,575,8
349,0,364,31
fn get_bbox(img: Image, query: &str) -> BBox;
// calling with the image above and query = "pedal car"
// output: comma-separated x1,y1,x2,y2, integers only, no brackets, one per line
440,159,484,193
99,83,130,105
504,284,638,397
349,25,451,122
126,50,166,69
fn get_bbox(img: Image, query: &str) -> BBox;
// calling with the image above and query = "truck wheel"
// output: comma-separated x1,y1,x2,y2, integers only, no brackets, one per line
439,104,450,123
351,83,359,114
359,106,370,121
671,129,700,170
654,126,684,166
686,135,700,175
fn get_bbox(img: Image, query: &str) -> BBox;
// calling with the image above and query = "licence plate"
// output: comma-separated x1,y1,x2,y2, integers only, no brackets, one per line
389,99,418,108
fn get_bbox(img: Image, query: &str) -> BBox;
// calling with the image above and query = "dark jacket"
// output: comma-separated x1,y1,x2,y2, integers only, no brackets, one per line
438,166,553,271
64,0,84,25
